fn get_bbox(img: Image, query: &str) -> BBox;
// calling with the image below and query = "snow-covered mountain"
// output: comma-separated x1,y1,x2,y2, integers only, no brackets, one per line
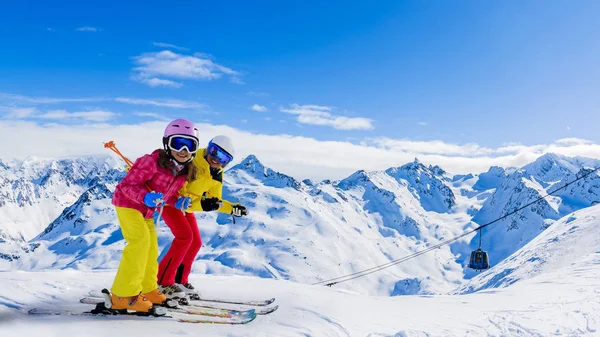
455,202,600,294
465,153,600,276
0,156,122,242
1,152,599,298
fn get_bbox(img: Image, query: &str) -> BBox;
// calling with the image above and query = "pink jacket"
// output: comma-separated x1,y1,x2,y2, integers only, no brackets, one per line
112,150,187,219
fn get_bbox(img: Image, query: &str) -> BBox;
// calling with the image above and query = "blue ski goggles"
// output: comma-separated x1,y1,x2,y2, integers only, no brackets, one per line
167,135,199,153
207,142,233,166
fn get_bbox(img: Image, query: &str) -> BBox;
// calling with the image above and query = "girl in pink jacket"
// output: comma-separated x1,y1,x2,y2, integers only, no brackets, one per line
110,119,199,313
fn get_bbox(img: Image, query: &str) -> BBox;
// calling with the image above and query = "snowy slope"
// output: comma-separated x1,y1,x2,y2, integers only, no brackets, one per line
456,203,600,294
5,196,600,335
1,248,599,336
464,153,600,275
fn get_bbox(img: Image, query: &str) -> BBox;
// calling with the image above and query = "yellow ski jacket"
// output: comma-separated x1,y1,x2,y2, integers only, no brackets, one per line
179,148,234,214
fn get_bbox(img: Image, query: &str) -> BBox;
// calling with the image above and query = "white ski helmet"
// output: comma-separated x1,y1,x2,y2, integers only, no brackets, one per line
207,135,235,166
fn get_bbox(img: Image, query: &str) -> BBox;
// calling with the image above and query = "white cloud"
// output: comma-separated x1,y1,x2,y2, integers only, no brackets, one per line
115,97,204,109
230,77,245,85
280,104,374,130
133,112,170,120
38,109,115,122
0,93,104,104
1,92,208,110
1,107,38,119
418,122,428,126
1,120,599,182
368,138,497,156
133,76,182,88
76,26,100,32
152,42,189,51
1,105,116,122
193,52,215,60
554,138,593,146
132,50,241,88
251,104,268,112
247,91,269,97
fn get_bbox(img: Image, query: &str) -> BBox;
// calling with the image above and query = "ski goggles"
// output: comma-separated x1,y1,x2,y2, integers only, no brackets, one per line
207,142,233,165
167,135,199,153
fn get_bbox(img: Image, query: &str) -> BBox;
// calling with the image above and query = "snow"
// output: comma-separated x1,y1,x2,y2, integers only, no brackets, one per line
2,152,600,335
456,203,600,294
1,243,599,336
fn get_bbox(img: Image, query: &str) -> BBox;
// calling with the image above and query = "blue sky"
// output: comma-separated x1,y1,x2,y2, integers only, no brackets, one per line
1,1,600,179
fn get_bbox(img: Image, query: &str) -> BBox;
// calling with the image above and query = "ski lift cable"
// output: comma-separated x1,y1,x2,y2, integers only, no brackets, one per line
314,165,600,287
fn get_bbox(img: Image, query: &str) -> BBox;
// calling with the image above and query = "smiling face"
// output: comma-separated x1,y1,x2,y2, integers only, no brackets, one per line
170,148,192,163
205,150,222,168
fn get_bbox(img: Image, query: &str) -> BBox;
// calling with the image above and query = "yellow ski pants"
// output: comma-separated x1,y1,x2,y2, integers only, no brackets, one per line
111,206,159,297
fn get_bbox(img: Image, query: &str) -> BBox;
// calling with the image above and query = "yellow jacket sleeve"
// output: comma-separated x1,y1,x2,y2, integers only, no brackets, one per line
182,153,236,214
205,182,234,214
186,186,234,214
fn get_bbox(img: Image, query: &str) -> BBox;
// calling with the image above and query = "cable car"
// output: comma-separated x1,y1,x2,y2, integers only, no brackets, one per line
468,229,490,270
468,248,490,270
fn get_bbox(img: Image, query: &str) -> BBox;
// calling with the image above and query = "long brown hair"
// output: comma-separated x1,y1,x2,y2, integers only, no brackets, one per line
158,149,198,182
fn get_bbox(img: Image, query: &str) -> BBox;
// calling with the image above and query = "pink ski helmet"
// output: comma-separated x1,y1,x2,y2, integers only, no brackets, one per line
162,119,199,162
164,119,198,139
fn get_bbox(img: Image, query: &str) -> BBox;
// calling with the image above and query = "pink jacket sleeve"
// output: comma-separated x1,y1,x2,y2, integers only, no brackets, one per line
118,154,155,204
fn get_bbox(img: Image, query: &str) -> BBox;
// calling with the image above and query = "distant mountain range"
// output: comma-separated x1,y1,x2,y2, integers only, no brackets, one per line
1,152,599,296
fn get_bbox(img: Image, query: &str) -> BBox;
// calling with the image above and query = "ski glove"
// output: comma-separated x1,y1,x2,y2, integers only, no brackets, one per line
144,191,164,208
231,204,248,217
201,197,221,212
175,196,192,211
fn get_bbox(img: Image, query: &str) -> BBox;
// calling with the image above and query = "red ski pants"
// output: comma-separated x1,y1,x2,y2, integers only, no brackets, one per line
157,205,202,286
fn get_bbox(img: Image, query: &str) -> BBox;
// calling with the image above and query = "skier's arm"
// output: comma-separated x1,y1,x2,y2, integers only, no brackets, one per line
118,154,156,205
205,177,234,214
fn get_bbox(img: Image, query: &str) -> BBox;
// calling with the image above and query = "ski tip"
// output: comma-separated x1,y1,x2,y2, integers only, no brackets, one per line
257,305,278,315
101,288,110,295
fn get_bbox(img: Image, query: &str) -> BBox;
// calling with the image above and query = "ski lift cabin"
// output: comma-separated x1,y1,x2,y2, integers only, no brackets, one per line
468,228,490,271
468,248,490,270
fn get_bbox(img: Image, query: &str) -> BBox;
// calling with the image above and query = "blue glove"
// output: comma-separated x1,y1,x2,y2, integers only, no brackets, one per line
144,191,164,207
175,196,192,210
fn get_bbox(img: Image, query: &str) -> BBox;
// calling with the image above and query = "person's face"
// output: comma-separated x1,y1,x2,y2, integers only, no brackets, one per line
206,151,222,168
171,148,192,163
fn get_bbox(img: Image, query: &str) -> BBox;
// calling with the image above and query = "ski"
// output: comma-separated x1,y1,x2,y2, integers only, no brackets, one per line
82,295,278,315
88,289,275,307
186,300,279,315
29,304,257,325
79,296,256,318
188,293,276,307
